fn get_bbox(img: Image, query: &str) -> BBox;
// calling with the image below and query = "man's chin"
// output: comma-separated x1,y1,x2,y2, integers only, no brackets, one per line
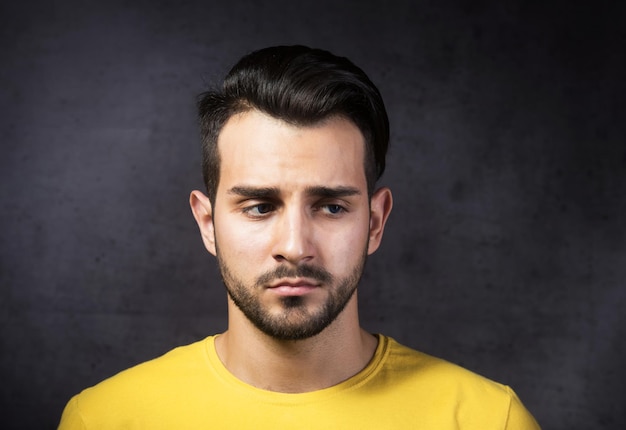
248,309,334,341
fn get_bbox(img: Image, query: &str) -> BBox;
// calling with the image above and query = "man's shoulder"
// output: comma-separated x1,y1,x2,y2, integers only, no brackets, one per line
71,337,212,407
376,336,540,429
58,336,219,429
383,336,511,396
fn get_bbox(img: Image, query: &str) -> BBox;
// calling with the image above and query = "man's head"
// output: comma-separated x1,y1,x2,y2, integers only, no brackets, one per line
197,45,389,204
191,46,392,341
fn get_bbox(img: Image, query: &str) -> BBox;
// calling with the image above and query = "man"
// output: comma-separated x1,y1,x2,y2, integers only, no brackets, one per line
59,45,540,429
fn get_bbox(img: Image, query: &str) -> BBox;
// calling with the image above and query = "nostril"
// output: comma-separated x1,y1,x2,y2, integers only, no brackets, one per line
273,254,287,262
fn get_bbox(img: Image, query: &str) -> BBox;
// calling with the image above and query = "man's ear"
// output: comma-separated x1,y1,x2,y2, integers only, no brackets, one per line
189,190,217,256
367,187,393,255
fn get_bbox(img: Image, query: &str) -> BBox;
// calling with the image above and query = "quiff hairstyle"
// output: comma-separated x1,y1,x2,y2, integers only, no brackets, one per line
197,45,389,204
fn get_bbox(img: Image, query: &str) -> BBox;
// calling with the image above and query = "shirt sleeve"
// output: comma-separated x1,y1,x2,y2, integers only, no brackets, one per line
504,386,541,430
58,395,87,430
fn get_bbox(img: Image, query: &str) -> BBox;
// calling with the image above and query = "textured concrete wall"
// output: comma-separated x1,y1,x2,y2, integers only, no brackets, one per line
1,1,624,428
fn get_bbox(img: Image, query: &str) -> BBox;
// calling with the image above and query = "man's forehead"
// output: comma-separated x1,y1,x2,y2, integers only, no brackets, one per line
217,110,364,160
215,110,369,194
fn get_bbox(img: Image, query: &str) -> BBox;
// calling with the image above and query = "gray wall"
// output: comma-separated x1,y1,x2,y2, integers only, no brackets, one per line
1,1,624,428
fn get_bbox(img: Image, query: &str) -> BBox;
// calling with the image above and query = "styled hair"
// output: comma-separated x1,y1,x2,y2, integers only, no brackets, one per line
197,45,389,203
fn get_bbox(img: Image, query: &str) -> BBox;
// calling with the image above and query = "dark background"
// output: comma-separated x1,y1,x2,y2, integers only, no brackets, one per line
1,1,624,428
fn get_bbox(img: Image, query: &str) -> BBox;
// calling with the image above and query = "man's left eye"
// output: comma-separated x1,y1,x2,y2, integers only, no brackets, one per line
323,204,344,214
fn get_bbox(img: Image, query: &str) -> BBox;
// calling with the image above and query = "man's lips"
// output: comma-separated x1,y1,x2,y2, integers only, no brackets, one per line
267,278,320,296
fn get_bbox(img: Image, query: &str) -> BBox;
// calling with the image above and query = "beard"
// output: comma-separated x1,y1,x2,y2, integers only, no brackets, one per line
216,249,367,341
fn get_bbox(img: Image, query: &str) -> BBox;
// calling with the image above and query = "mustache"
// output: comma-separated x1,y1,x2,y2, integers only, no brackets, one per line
255,264,333,286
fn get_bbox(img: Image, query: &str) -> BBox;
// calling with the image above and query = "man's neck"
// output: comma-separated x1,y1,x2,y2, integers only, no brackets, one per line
215,299,378,393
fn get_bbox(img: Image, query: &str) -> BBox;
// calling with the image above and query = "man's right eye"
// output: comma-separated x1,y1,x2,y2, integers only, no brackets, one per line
243,203,274,217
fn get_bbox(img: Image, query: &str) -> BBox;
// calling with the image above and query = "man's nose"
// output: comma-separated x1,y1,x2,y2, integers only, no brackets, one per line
271,208,314,264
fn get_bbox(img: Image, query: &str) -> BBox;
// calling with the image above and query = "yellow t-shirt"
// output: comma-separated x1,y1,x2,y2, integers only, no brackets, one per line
59,335,540,429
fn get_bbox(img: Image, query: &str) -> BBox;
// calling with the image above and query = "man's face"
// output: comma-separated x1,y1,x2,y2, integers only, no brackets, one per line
191,110,391,340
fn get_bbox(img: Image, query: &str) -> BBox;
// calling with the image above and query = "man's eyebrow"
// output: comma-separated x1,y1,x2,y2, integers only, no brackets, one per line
227,186,280,199
226,185,361,199
305,186,361,198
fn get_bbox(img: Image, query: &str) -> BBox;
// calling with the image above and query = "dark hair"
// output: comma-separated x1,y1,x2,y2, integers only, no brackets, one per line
197,45,389,203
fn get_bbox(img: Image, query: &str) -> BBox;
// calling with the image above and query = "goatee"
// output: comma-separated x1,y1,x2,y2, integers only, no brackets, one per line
216,254,365,341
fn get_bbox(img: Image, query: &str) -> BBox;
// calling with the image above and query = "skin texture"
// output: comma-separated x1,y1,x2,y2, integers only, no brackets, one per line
190,110,392,392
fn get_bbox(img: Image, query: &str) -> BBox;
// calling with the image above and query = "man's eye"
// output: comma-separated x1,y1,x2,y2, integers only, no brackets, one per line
244,203,274,216
322,204,344,215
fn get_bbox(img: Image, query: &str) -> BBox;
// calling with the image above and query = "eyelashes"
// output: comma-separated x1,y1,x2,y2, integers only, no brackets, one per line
240,202,348,219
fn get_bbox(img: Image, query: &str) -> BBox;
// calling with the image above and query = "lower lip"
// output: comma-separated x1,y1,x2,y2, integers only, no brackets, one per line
269,285,318,296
